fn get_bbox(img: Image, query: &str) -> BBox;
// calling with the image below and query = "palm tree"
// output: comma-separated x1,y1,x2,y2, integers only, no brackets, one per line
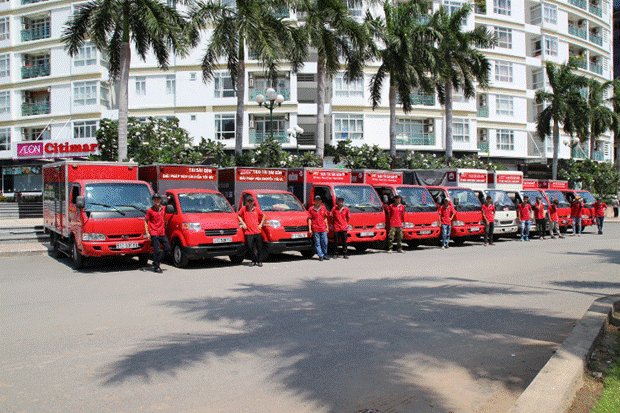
63,0,189,162
535,59,588,179
295,0,371,159
368,0,436,160
584,78,619,161
188,0,304,157
428,3,495,165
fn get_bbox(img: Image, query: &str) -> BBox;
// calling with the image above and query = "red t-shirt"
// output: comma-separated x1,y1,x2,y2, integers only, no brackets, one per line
548,205,559,222
481,204,495,223
238,205,264,235
331,206,350,232
533,202,545,220
438,204,456,225
145,206,166,236
571,202,583,218
388,204,405,228
594,202,607,217
518,203,532,221
308,205,328,232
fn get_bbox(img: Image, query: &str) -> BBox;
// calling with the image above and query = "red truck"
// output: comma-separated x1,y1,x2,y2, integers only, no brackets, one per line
561,188,596,230
288,168,387,252
537,180,571,231
43,161,153,269
219,167,314,260
353,169,440,247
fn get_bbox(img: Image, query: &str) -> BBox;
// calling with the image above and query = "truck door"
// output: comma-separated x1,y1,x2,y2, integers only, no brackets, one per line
427,189,446,206
313,186,334,211
69,184,81,240
164,192,178,237
373,186,394,205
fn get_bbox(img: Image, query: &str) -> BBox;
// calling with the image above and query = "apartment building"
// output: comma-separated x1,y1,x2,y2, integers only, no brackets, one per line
0,0,614,194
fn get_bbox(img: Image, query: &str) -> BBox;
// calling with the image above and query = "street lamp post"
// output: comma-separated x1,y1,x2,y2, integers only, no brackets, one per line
255,87,284,142
287,125,304,156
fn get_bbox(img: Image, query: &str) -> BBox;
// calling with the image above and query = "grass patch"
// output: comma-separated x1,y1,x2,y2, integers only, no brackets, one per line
591,331,620,413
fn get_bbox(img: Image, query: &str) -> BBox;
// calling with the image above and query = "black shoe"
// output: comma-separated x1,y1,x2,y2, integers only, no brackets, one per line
153,267,163,273
257,262,263,267
333,255,338,259
319,257,324,261
249,262,256,267
343,255,349,259
323,256,330,261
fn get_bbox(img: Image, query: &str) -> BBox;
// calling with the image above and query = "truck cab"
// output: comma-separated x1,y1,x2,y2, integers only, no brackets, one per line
424,186,484,244
574,190,597,229
163,189,245,267
473,189,518,237
538,189,571,229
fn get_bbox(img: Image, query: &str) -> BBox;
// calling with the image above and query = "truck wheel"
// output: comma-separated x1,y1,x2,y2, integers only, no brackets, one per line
407,241,419,249
300,249,315,259
72,240,84,270
354,244,368,253
138,253,149,267
50,233,60,258
453,237,465,246
229,254,244,264
172,241,189,268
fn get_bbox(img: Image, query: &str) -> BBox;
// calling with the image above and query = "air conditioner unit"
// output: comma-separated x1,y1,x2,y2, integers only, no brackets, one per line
577,19,586,27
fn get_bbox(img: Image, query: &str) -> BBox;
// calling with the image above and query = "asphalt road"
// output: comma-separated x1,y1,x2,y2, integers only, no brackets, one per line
2,226,619,413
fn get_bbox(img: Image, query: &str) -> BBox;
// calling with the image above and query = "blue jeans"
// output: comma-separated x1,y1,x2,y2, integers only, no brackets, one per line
313,231,328,258
521,220,530,239
596,216,604,233
572,217,582,234
441,224,451,247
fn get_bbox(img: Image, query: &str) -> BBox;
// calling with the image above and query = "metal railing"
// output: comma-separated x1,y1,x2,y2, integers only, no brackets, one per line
590,62,603,74
21,0,48,4
21,101,51,116
396,133,435,146
589,32,603,46
572,146,589,159
478,141,489,152
589,3,602,17
21,64,50,79
249,131,290,144
396,93,435,106
477,107,489,118
248,89,290,101
568,0,587,10
568,24,587,40
593,151,604,161
21,27,51,42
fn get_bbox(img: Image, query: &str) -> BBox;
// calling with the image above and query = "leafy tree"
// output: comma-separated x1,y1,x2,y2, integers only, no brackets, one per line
558,158,620,196
195,138,235,167
535,59,588,180
398,151,503,170
584,79,618,160
63,0,189,162
328,140,392,169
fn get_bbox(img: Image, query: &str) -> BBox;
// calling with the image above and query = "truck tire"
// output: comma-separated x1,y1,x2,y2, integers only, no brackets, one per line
229,254,244,264
354,244,368,253
72,239,84,270
138,253,149,267
453,237,466,246
50,232,60,258
300,249,315,259
172,240,189,268
407,241,419,249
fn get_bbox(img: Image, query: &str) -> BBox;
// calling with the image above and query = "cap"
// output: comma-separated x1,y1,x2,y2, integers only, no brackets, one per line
314,195,322,200
152,193,161,200
597,197,603,201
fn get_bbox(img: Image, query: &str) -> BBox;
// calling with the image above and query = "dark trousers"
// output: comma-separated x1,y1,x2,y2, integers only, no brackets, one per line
245,234,263,264
334,231,348,256
614,207,618,218
536,219,546,237
484,222,494,244
151,235,170,269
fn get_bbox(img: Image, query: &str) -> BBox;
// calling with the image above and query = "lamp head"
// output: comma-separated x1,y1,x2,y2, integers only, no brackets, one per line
255,94,265,105
266,88,277,101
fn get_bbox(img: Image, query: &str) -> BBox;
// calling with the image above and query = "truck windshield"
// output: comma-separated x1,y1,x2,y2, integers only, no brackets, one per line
178,192,233,213
447,188,481,212
84,183,152,215
334,185,383,212
396,187,437,212
544,190,570,207
255,192,305,212
522,191,548,206
486,190,516,210
576,191,596,205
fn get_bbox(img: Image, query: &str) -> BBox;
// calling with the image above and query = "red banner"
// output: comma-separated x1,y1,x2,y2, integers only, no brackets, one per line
497,174,523,184
159,166,216,181
459,172,487,183
538,180,568,190
363,172,403,185
237,168,286,182
306,169,351,183
523,179,539,189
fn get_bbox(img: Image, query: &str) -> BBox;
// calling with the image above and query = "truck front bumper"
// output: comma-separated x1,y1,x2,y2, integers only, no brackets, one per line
82,240,150,257
265,238,314,253
182,243,245,260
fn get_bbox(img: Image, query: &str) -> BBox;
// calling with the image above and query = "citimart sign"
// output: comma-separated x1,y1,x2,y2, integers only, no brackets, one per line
16,141,99,159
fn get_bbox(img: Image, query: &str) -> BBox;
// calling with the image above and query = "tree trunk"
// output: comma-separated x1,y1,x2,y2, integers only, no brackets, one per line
117,42,131,162
552,117,560,180
589,129,595,160
235,47,245,157
315,55,325,161
444,82,453,166
389,83,397,158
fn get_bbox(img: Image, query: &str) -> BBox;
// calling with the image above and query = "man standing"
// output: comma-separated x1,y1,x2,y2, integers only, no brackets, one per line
547,199,564,239
570,196,583,236
518,196,532,242
438,198,456,249
237,197,265,267
593,197,608,235
331,197,350,259
482,195,495,246
612,196,619,218
308,195,329,261
387,195,405,253
533,196,546,240
144,194,170,273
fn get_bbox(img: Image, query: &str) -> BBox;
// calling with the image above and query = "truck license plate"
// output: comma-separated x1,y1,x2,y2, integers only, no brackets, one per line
469,227,480,232
116,242,139,249
419,230,432,235
360,231,375,237
561,220,568,224
213,237,232,244
291,233,307,239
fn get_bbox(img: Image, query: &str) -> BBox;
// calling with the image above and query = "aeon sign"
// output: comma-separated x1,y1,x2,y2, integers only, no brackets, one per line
17,142,43,157
16,141,99,159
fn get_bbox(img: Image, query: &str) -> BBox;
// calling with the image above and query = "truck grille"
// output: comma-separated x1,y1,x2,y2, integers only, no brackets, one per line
354,226,375,230
108,234,142,240
204,228,237,236
284,225,308,232
500,220,513,225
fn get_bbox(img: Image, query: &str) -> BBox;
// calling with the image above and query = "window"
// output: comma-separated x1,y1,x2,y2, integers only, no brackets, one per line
214,72,235,97
452,118,469,142
74,81,97,106
100,83,110,108
494,0,511,15
135,77,146,95
189,72,197,81
74,120,97,139
166,75,175,95
334,114,363,140
74,43,97,66
190,114,196,121
0,53,8,77
23,127,50,141
535,36,558,57
215,114,235,140
496,129,514,150
443,0,464,16
0,90,9,113
495,61,513,82
348,0,363,17
0,128,9,151
0,17,8,41
496,95,514,116
495,27,512,48
532,69,545,89
334,73,364,98
543,3,557,24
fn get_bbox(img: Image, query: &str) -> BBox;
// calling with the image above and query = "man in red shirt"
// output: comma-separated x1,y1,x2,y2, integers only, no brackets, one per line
144,194,170,273
518,195,532,241
593,197,607,234
570,196,584,236
331,197,350,259
481,195,496,246
438,198,456,249
308,195,329,261
533,196,547,240
547,199,564,239
237,197,265,267
387,195,406,253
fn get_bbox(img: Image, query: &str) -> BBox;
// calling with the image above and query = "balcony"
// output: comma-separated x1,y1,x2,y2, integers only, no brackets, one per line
21,64,50,79
568,24,587,40
593,151,604,161
590,62,603,74
248,88,290,102
573,58,588,69
568,0,587,10
478,141,489,152
249,131,290,144
396,93,435,106
22,101,50,116
572,146,588,159
21,0,48,4
21,26,51,42
589,3,602,17
477,107,489,118
396,133,435,146
589,32,603,46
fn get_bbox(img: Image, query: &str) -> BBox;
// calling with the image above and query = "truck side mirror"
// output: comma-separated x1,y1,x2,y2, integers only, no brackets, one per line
165,204,175,214
382,194,389,204
75,196,85,209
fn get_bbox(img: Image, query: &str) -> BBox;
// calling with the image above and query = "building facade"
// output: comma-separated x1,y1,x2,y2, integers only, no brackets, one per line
0,0,615,194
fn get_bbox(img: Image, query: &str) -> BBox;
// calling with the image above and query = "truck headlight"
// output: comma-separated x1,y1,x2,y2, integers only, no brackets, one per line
479,221,485,225
403,222,415,228
82,233,106,241
347,225,354,231
431,221,440,227
582,215,589,219
264,220,281,228
182,222,202,231
376,223,385,229
453,220,465,226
